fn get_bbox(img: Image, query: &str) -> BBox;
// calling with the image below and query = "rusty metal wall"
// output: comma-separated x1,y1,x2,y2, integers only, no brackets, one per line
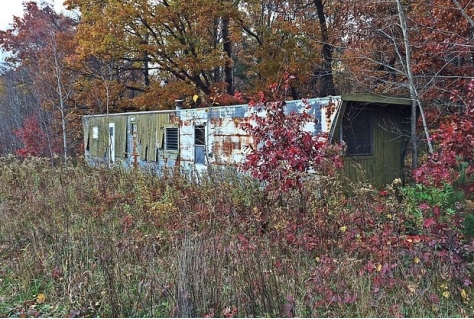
177,98,340,167
83,97,342,170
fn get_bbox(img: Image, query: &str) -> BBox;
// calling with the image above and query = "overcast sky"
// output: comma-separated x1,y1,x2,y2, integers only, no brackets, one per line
0,0,66,31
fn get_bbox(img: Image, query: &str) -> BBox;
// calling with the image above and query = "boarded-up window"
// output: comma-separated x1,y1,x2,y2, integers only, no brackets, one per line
342,109,373,156
165,127,179,151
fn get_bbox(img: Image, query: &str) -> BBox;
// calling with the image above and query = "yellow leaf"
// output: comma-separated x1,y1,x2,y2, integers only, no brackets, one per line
193,94,199,102
442,291,450,298
407,284,417,293
414,256,420,264
376,263,382,272
461,289,468,300
36,293,46,304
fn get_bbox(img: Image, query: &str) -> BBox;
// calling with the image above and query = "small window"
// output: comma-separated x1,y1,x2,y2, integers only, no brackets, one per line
195,125,206,146
194,125,206,164
92,126,99,139
165,127,179,151
342,109,373,156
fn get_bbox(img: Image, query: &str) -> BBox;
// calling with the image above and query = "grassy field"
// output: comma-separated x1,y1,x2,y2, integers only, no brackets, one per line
0,156,473,317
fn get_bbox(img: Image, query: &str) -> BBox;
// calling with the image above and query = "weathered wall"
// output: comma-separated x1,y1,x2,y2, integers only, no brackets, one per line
176,98,339,168
83,98,341,169
83,111,177,169
83,95,412,187
336,102,411,188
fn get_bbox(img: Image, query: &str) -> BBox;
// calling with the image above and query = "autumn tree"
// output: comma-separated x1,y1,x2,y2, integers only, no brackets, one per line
233,0,343,99
406,0,473,169
336,0,473,170
65,0,146,112
13,114,51,158
0,67,36,155
64,0,357,110
410,0,474,187
414,80,474,189
0,2,80,161
65,0,242,110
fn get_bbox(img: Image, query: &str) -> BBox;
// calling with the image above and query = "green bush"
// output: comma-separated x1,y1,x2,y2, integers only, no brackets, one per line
401,183,465,233
463,213,474,239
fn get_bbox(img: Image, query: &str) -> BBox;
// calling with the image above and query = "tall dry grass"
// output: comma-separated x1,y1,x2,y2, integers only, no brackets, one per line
0,156,472,317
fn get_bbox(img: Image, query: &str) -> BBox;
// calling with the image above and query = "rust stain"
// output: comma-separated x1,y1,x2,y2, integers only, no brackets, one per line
211,134,248,165
179,119,194,126
221,137,234,156
210,117,224,126
322,100,336,130
213,141,221,155
170,114,178,123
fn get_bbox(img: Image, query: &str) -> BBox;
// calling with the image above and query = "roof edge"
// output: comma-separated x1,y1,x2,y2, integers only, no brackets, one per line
341,93,412,106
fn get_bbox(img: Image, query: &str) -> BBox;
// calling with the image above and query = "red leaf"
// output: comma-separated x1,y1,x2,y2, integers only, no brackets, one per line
423,218,436,228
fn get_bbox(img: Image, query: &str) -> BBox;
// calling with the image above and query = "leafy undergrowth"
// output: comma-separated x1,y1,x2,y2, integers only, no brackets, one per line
0,156,473,317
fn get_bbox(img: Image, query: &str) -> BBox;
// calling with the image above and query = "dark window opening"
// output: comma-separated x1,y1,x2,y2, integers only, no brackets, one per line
195,125,205,146
165,127,179,151
342,109,373,156
124,125,129,158
195,125,206,164
159,134,164,150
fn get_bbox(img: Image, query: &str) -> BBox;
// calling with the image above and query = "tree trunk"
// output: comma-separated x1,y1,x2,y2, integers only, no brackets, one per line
52,35,68,164
222,17,234,95
313,0,336,97
143,34,150,87
396,0,433,171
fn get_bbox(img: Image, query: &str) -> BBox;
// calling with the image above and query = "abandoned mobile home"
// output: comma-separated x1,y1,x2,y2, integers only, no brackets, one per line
82,94,412,187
